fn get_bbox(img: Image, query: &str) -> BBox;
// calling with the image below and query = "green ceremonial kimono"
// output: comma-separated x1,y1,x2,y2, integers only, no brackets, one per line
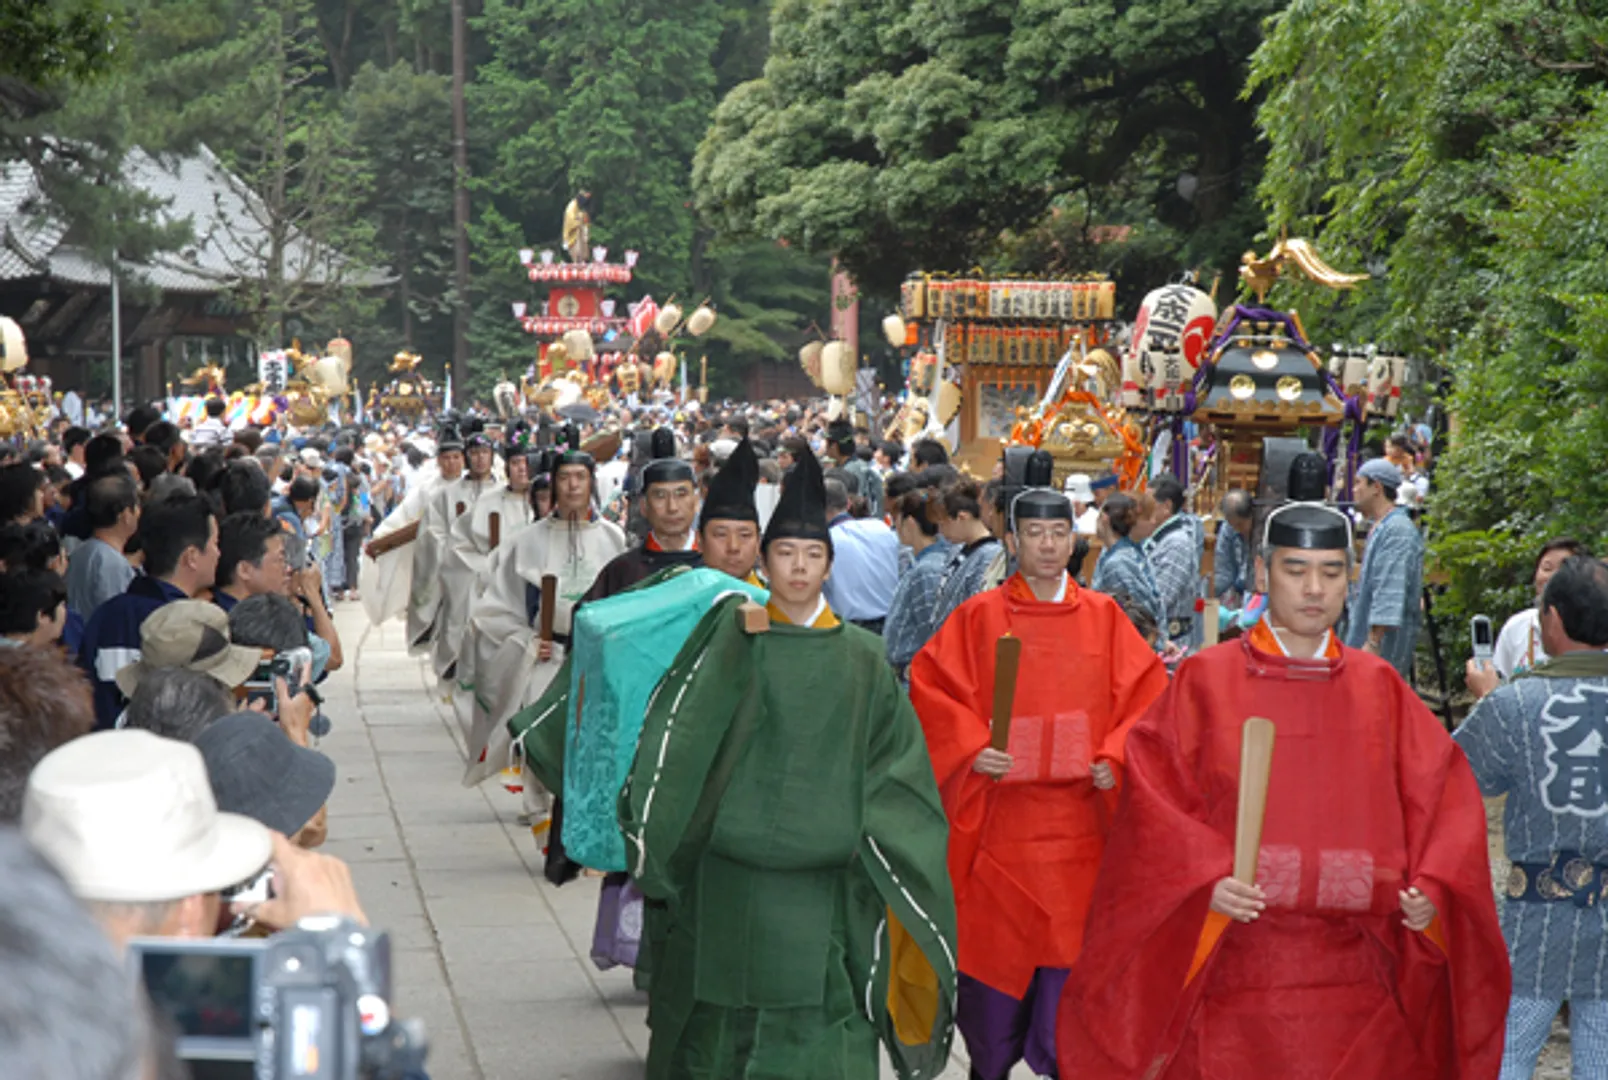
619,595,958,1080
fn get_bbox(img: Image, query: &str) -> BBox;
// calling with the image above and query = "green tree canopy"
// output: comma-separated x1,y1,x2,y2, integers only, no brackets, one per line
1251,0,1608,650
694,0,1286,297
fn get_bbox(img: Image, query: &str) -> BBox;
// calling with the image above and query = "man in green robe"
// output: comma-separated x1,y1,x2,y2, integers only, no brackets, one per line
619,447,958,1080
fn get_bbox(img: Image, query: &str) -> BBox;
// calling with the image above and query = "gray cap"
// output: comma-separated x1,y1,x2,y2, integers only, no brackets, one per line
195,712,336,837
1357,457,1403,488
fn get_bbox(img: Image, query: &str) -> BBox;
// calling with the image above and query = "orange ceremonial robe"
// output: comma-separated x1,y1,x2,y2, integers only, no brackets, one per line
909,573,1168,998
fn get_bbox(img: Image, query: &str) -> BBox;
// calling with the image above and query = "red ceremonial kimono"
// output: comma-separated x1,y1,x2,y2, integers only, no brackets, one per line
1056,629,1510,1080
909,573,1168,998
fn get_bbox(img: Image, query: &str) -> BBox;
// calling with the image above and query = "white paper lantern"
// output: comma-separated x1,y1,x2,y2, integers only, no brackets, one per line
686,305,717,337
654,303,683,336
1341,354,1369,397
0,317,26,373
820,340,855,395
882,314,907,348
305,354,349,395
562,328,594,362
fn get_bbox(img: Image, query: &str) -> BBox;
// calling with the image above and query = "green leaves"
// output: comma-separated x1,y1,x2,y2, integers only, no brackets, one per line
695,0,1286,297
1254,0,1608,669
0,0,124,93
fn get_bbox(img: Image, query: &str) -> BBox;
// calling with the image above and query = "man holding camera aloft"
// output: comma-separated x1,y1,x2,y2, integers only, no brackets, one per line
1455,555,1608,1080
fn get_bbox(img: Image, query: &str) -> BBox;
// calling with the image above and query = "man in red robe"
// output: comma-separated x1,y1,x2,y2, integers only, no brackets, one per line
1057,498,1510,1080
910,474,1168,1079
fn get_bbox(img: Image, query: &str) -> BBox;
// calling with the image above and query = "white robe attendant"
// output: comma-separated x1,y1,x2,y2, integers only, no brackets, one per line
360,461,442,625
434,485,537,683
459,514,625,786
406,473,499,654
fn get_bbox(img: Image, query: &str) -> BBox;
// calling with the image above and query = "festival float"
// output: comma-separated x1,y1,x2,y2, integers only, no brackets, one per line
511,242,634,391
161,335,358,430
884,238,1410,514
884,273,1129,477
505,197,718,415
369,349,442,421
1121,238,1409,513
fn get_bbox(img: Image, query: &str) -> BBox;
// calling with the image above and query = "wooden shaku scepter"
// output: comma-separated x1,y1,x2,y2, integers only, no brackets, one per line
1233,717,1277,885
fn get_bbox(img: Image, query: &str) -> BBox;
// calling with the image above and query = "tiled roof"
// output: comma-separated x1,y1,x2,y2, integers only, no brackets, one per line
46,247,227,294
0,146,386,292
0,162,67,280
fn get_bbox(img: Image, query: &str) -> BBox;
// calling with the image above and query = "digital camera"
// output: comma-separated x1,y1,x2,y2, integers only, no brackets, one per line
130,916,427,1080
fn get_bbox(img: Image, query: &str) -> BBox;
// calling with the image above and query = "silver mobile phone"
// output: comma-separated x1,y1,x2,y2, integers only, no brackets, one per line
1470,615,1494,663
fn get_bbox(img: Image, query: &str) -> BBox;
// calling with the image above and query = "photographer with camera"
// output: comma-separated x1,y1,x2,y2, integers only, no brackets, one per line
22,729,366,951
213,512,292,613
216,509,342,681
21,731,421,1079
229,593,324,745
198,710,335,850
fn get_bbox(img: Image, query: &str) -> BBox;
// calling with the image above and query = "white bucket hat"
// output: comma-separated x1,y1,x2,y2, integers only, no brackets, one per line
1063,472,1095,503
22,730,273,903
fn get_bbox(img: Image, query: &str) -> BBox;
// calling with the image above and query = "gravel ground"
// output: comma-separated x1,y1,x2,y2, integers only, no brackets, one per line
1487,796,1571,1078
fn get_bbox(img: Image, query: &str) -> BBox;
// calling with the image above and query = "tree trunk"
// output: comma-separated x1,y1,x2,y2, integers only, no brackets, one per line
399,209,414,347
269,11,289,346
450,0,471,390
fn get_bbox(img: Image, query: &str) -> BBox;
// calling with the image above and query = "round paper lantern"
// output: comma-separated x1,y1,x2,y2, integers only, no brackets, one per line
686,305,717,337
325,336,353,367
653,351,677,386
820,340,855,396
934,380,962,424
562,328,594,362
654,303,682,336
305,354,348,395
0,317,27,373
881,314,906,348
798,340,823,373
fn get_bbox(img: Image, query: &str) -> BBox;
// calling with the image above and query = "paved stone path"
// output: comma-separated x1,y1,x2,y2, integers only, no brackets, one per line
322,610,646,1080
326,608,1015,1079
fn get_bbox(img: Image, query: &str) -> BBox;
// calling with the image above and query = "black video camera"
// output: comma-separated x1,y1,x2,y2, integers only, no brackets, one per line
129,916,427,1080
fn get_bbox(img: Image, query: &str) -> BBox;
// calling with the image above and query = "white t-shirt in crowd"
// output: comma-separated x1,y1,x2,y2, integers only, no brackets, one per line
1492,606,1545,680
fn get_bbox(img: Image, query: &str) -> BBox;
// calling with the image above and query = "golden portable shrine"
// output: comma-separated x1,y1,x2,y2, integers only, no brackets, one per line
371,350,442,419
0,316,61,438
890,273,1128,478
